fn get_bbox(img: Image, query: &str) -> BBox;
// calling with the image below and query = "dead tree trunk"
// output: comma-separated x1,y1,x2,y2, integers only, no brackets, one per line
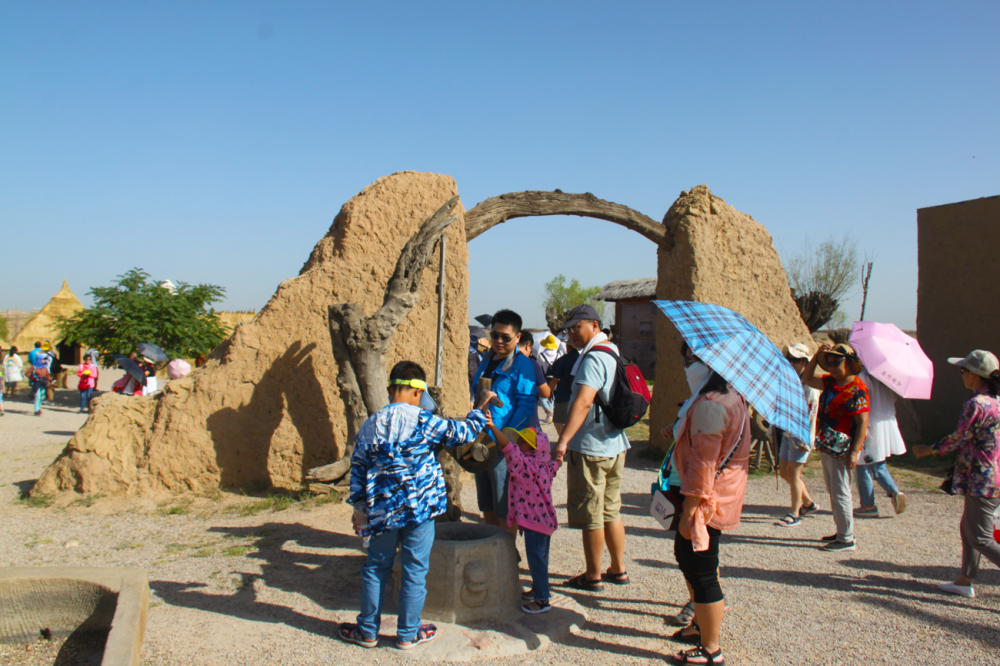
306,196,460,489
464,190,671,247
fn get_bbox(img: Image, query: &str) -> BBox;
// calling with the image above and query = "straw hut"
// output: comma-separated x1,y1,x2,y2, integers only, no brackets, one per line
12,280,85,364
596,277,658,379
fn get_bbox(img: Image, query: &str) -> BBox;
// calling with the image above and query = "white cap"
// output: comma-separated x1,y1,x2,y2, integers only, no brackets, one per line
784,343,811,359
948,350,999,378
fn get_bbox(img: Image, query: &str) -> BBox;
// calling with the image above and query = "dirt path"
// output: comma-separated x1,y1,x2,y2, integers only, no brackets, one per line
1,396,998,665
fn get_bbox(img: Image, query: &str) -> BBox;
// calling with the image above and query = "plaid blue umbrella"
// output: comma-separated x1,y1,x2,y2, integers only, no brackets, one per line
653,300,811,444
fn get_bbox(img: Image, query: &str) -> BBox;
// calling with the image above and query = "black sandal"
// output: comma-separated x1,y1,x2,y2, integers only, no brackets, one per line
564,573,604,591
668,621,700,645
672,645,725,665
604,568,630,584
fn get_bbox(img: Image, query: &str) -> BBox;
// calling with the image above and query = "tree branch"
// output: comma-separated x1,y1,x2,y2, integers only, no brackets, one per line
464,190,670,248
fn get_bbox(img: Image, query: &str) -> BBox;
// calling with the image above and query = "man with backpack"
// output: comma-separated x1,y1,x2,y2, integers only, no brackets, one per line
553,304,636,591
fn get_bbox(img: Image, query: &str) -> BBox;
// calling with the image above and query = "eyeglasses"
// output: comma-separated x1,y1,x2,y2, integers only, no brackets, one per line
490,331,514,343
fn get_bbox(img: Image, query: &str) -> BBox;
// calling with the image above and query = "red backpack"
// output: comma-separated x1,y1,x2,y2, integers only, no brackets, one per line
587,345,652,429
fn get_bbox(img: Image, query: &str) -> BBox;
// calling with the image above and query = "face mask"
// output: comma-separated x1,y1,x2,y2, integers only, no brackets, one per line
685,362,712,395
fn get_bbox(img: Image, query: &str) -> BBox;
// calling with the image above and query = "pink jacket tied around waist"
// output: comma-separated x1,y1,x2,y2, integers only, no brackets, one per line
674,390,752,551
503,430,560,536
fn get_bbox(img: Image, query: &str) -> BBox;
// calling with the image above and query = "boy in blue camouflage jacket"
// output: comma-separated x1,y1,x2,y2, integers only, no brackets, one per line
339,360,493,650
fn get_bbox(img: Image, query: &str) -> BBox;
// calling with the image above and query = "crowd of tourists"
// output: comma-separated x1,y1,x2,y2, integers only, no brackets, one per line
298,305,1000,662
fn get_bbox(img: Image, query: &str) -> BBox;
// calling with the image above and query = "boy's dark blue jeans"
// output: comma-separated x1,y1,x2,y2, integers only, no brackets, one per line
357,519,434,642
524,528,551,602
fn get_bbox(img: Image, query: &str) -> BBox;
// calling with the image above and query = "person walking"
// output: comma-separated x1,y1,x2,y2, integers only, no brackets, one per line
552,304,630,591
855,369,908,518
469,309,539,529
77,356,99,413
914,350,1000,599
546,344,579,436
803,343,870,552
4,347,22,398
536,334,562,423
774,343,821,527
668,367,751,666
339,361,493,650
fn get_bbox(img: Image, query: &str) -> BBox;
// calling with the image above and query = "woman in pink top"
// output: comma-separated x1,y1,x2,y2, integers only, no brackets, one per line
487,418,561,615
76,356,99,413
670,370,751,666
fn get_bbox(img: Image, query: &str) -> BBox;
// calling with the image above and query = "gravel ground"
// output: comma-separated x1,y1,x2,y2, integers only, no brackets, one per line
2,387,999,665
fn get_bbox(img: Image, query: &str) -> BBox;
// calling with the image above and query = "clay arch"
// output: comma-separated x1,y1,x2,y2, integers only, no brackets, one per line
464,190,672,248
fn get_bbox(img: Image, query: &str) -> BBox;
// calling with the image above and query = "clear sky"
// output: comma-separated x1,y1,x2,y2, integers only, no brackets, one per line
3,2,998,330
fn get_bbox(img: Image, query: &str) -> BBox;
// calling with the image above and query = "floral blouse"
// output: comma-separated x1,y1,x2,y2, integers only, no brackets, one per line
932,388,1000,499
818,375,870,438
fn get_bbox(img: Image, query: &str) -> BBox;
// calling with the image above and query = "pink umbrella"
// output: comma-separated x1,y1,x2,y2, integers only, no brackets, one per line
849,321,933,400
166,359,191,380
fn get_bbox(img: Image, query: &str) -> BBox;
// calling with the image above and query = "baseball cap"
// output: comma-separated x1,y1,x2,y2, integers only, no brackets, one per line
784,343,811,360
541,334,558,350
502,427,537,449
558,304,601,331
948,350,999,378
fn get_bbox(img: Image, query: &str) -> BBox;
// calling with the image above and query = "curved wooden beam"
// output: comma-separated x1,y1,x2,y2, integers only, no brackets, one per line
464,190,672,248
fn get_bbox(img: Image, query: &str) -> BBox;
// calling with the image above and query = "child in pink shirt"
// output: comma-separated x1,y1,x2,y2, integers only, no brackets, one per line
487,418,560,614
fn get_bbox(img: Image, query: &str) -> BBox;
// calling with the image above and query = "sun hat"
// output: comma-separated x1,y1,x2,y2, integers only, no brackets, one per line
541,334,559,350
784,343,811,360
502,426,537,449
824,343,860,360
558,304,601,332
948,350,999,378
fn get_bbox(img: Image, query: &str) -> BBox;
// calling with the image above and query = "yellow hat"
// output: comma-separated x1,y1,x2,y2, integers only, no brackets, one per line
41,341,52,351
541,335,558,350
502,427,537,449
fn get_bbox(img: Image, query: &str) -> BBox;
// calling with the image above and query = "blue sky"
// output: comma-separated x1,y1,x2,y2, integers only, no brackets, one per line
3,2,998,330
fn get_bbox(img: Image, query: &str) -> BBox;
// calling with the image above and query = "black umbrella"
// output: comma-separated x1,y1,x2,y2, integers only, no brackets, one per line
137,342,169,363
113,354,148,386
469,326,487,344
474,314,493,328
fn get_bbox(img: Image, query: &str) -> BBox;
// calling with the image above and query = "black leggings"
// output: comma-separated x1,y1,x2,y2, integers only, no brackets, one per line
674,526,723,604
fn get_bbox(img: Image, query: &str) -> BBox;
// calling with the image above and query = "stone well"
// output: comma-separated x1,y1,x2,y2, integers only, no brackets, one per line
389,523,521,623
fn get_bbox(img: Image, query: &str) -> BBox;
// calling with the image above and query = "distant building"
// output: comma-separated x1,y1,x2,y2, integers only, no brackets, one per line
596,277,657,379
10,280,85,364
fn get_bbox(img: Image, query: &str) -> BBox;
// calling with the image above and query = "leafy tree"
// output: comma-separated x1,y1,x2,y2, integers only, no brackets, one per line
785,236,859,332
55,268,229,366
542,274,606,333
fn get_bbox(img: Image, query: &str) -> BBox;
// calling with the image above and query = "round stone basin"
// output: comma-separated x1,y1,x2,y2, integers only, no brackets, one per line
389,522,521,623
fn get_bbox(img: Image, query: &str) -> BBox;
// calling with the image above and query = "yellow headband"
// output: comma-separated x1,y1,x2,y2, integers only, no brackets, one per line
390,378,427,391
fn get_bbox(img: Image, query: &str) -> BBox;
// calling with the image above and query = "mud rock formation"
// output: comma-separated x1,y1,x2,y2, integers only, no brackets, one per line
649,185,813,449
34,172,471,495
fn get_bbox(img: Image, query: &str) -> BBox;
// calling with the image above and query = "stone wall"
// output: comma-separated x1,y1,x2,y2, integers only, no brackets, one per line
917,195,1000,441
34,172,471,495
648,186,814,449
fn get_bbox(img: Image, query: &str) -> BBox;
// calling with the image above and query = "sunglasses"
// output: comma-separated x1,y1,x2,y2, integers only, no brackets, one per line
824,354,845,366
490,331,514,343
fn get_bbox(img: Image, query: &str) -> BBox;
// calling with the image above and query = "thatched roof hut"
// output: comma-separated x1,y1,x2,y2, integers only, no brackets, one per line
12,280,85,362
595,277,657,302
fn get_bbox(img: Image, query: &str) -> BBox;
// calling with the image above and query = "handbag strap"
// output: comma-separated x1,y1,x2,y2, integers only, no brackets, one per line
715,397,748,479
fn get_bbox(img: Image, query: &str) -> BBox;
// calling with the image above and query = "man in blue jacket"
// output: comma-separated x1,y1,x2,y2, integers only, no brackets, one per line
470,309,539,528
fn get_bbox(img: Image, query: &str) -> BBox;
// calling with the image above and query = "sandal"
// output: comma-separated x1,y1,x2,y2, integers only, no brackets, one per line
799,501,819,517
521,587,535,601
604,568,630,584
775,513,802,528
672,645,725,665
396,623,438,650
337,623,377,648
564,573,604,591
668,621,700,645
521,599,551,614
666,601,695,626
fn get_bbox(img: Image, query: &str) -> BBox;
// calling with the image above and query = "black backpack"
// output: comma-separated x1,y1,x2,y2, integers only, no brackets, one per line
587,346,652,429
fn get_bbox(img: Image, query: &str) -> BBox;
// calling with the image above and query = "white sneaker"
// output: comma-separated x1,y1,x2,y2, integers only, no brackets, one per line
937,582,975,598
892,491,908,515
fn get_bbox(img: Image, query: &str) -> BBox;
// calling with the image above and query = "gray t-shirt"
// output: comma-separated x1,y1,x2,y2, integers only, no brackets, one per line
568,342,631,458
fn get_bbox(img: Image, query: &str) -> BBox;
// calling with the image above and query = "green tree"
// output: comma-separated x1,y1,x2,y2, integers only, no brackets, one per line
785,235,859,332
55,268,229,366
542,274,606,333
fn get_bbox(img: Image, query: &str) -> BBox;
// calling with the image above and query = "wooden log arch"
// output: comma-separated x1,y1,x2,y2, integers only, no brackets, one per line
464,190,672,248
